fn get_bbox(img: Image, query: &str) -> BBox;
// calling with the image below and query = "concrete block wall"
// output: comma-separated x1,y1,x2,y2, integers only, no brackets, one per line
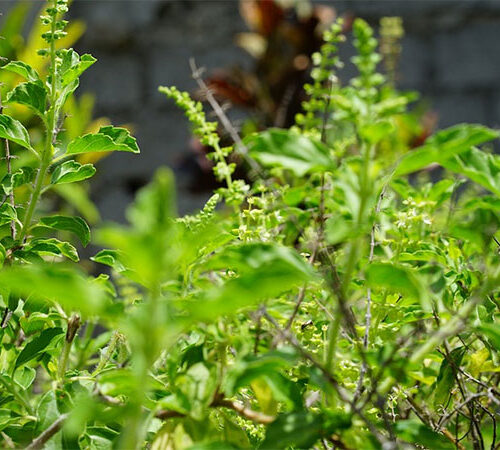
3,1,500,219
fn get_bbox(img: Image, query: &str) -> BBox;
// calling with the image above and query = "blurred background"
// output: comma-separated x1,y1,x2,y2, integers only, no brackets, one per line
1,0,500,220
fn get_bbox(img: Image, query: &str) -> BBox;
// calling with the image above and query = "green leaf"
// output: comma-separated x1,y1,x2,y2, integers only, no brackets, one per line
59,49,96,86
2,166,35,195
434,347,466,409
15,327,64,369
175,362,218,420
126,167,176,232
224,350,297,396
440,147,500,197
365,262,425,304
27,238,79,262
0,203,17,226
0,264,107,316
0,114,32,150
261,411,351,449
13,366,36,390
2,61,40,82
393,420,454,449
91,249,126,272
181,243,315,323
395,124,499,176
477,323,500,349
40,215,90,247
244,128,334,176
51,160,96,185
5,81,47,116
36,391,62,447
359,120,395,144
67,126,140,155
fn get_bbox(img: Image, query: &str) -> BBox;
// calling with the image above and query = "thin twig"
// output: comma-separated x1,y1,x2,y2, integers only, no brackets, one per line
25,413,69,450
189,58,262,178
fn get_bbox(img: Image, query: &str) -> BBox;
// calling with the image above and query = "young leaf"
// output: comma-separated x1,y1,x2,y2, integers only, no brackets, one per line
90,249,127,272
244,128,334,176
2,61,40,82
27,238,79,262
39,215,90,247
395,124,499,176
51,160,96,185
0,114,33,150
59,49,97,86
5,81,47,116
14,327,64,370
67,126,140,155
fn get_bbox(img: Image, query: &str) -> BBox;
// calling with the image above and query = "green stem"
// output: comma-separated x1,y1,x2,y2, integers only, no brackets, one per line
57,315,80,381
18,1,59,243
92,330,119,375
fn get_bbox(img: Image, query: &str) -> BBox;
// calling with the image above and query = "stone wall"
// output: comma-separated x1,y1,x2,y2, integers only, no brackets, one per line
3,1,500,219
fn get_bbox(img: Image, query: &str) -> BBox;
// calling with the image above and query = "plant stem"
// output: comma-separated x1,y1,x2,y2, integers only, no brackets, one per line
25,413,69,450
92,330,119,375
18,0,58,243
57,315,80,381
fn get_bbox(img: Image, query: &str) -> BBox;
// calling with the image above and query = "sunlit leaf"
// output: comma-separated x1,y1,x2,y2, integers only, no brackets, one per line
395,124,499,176
51,160,96,185
244,129,334,176
67,126,139,155
39,215,90,247
0,114,33,150
5,80,47,116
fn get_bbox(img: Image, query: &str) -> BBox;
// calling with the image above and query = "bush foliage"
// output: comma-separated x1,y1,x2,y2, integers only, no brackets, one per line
0,2,499,449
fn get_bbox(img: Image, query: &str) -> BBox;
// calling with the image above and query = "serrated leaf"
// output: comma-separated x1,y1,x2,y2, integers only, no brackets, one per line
40,215,90,247
0,114,32,150
2,166,35,195
59,49,96,86
0,203,17,226
2,61,40,82
395,124,499,176
67,126,139,155
5,81,47,116
15,327,64,369
51,160,96,185
244,128,334,176
440,147,500,197
27,238,79,262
